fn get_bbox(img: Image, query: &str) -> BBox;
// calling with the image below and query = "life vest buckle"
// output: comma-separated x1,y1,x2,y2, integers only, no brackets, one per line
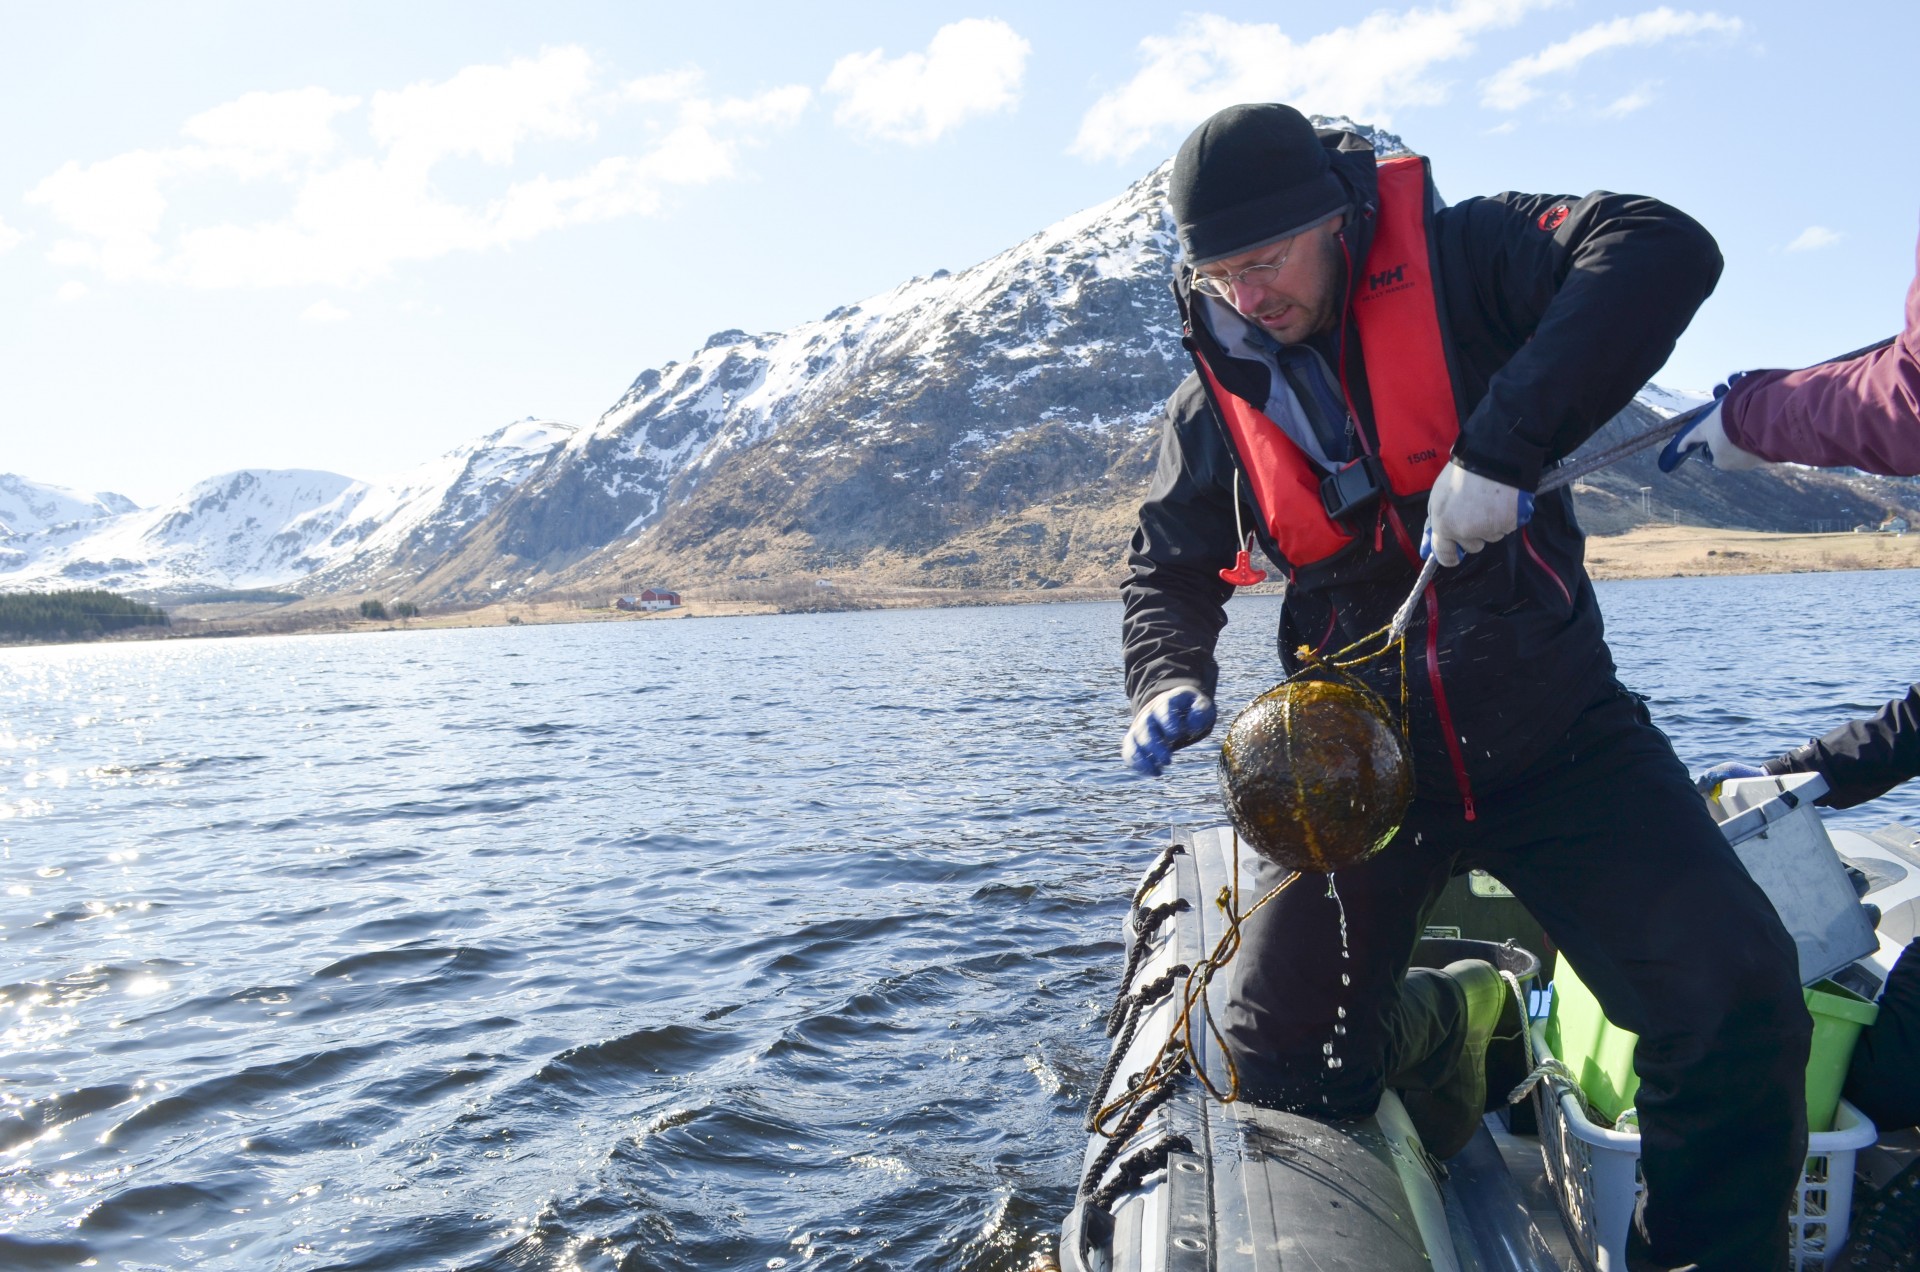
1319,455,1388,529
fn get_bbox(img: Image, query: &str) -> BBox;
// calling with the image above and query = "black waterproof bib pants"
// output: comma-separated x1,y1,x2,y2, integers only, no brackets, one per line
1222,684,1812,1272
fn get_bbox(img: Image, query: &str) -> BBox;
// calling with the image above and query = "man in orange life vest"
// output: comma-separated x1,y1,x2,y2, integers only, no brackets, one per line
1119,103,1810,1271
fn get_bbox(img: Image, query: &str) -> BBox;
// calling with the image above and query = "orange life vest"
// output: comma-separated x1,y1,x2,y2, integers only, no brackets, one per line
1195,154,1462,569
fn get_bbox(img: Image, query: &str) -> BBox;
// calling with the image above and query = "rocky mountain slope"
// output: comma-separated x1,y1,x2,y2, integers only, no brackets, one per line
406,118,1408,601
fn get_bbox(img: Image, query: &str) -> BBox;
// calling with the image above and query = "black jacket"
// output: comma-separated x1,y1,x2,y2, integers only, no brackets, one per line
1122,130,1724,804
1765,684,1920,809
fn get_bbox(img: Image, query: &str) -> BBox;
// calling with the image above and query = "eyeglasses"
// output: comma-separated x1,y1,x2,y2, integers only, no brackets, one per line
1191,236,1298,300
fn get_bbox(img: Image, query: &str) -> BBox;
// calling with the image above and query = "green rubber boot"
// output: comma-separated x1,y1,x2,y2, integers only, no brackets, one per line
1400,959,1526,1160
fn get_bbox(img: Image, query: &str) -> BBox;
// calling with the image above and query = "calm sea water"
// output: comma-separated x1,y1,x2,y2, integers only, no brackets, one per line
3,570,1918,1271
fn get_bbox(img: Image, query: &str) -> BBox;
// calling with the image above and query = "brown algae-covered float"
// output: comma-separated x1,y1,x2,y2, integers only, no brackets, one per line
1217,678,1413,873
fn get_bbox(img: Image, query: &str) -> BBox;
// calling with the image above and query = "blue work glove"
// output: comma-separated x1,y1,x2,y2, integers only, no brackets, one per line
1693,761,1766,795
1420,462,1534,567
1658,389,1766,473
1122,685,1216,776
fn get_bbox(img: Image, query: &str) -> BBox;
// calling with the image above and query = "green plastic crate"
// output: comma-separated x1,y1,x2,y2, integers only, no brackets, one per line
1544,957,1879,1132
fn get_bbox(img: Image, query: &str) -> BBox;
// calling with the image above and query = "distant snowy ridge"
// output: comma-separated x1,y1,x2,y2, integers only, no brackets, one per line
1,469,359,594
0,474,138,537
0,421,572,597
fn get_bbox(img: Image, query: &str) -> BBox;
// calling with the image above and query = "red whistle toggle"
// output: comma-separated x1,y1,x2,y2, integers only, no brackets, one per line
1219,536,1269,586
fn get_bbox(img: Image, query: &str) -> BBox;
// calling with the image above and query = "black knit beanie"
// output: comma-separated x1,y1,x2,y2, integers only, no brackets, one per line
1170,103,1348,265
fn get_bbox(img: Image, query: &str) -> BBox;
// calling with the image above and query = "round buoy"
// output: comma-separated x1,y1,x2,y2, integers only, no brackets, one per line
1217,679,1412,873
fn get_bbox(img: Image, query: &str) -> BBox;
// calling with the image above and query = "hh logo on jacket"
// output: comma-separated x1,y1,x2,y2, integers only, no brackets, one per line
1363,261,1413,298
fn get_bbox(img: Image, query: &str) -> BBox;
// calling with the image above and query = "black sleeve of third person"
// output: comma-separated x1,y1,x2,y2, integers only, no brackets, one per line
1765,683,1920,809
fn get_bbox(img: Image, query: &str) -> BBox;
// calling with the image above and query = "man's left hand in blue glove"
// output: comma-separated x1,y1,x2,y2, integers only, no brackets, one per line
1122,685,1216,776
1421,461,1535,567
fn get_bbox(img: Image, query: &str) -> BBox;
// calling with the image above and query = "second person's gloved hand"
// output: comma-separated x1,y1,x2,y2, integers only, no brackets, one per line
1122,685,1216,776
1421,461,1534,567
1658,397,1767,473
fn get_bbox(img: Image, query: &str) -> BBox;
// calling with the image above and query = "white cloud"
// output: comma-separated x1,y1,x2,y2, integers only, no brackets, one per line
0,217,22,253
623,69,705,105
302,299,350,321
369,47,596,166
56,281,88,303
1072,1,1553,163
827,18,1029,144
24,49,808,290
1483,9,1742,111
182,87,361,174
1787,225,1843,252
1601,86,1657,117
32,149,176,278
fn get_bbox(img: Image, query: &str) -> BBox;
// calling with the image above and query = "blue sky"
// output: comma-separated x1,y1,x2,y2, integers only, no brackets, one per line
3,1,1916,505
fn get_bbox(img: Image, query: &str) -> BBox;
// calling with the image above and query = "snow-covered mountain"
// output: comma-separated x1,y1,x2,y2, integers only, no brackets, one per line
1,469,360,594
0,475,138,537
0,421,572,597
398,116,1411,598
11,113,1915,607
282,419,574,595
10,118,1396,601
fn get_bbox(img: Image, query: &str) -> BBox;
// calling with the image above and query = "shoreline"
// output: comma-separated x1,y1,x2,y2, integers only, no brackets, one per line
1580,525,1920,581
5,526,1917,649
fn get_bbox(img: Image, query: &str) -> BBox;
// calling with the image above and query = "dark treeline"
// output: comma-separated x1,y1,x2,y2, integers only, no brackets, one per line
0,590,170,642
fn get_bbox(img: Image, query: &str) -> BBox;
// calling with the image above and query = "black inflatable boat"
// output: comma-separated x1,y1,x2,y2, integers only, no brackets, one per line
1060,804,1920,1272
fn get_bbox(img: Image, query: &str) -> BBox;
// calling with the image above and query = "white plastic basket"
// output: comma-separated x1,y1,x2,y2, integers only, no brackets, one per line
1531,1023,1877,1271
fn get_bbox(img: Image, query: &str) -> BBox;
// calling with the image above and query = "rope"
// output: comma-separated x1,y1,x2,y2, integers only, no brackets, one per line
1507,1056,1587,1109
1083,1069,1183,1193
1134,897,1190,939
1495,964,1594,1113
1105,898,1190,1035
1131,841,1187,907
1088,965,1189,1131
1090,837,1303,1139
1074,1115,1194,1265
1089,1133,1195,1214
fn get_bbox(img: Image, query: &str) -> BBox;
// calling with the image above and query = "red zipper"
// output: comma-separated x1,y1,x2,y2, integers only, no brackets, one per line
1520,527,1572,606
1424,586,1477,821
1315,605,1338,654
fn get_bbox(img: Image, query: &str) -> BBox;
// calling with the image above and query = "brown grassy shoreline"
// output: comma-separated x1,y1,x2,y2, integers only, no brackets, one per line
5,527,1917,649
1582,525,1920,580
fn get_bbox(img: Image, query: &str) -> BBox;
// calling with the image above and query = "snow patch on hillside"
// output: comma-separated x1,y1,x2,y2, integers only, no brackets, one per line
1637,383,1712,419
